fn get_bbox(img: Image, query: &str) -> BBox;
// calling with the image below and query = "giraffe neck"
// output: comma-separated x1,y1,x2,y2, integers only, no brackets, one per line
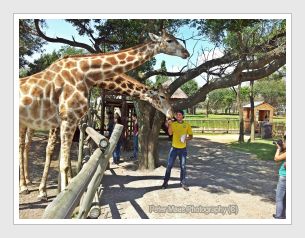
98,74,149,100
61,40,160,87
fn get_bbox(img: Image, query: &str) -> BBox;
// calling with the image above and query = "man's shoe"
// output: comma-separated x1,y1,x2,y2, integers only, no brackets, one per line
181,183,189,191
273,214,285,219
161,183,168,189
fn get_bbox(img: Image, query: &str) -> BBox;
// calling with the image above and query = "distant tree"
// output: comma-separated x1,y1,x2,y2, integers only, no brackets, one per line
254,75,286,108
155,61,170,86
24,46,87,76
207,88,235,114
181,80,199,114
181,79,198,97
27,51,61,76
58,45,88,57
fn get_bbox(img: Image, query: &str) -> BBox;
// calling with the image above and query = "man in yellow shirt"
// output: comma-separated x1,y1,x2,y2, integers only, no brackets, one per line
161,110,193,191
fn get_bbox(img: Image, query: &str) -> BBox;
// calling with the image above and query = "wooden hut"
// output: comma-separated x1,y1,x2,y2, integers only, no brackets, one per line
243,101,274,132
162,80,188,103
92,89,135,150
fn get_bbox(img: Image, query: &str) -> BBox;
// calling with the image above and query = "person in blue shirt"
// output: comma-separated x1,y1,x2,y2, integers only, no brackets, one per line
273,135,286,219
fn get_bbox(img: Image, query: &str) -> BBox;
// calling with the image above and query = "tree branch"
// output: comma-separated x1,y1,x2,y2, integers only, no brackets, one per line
172,55,286,110
34,19,96,53
139,69,186,80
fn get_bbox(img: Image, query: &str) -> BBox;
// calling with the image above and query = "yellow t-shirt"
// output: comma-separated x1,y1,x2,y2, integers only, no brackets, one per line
170,121,193,148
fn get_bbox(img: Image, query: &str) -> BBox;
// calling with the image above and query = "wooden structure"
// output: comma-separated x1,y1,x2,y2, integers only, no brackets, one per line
243,101,274,132
93,89,135,151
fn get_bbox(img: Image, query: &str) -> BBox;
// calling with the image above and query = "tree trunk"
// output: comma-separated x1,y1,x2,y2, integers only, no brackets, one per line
237,83,244,143
135,100,164,170
206,99,209,118
147,110,163,169
250,80,255,142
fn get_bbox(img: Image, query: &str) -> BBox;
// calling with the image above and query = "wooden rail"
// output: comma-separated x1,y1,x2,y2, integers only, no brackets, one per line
42,124,123,219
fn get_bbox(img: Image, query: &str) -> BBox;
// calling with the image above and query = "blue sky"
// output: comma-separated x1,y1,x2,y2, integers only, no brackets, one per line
32,19,215,87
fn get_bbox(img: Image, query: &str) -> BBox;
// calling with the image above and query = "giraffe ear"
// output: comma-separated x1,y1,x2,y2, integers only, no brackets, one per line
161,29,168,37
157,84,169,94
149,33,161,42
145,89,158,98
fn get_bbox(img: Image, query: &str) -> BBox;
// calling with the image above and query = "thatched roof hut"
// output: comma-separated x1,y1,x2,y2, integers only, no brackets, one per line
162,80,188,102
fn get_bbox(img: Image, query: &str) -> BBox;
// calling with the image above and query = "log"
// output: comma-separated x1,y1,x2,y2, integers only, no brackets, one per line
77,124,123,218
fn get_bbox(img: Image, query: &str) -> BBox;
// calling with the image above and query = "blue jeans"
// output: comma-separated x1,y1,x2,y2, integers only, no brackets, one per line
163,147,187,184
275,176,286,219
133,135,138,160
113,140,121,163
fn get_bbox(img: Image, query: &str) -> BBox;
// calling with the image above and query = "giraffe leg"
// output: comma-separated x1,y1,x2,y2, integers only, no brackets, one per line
38,128,59,201
19,125,29,194
24,128,34,185
59,121,77,192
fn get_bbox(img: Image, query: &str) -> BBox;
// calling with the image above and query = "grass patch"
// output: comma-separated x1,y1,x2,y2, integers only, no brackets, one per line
229,138,277,160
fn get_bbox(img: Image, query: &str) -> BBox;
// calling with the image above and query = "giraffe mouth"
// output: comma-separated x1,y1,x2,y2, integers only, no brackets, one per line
182,51,190,59
166,109,175,119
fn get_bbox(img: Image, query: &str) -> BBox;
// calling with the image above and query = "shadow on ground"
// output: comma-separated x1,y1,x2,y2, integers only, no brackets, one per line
99,137,278,219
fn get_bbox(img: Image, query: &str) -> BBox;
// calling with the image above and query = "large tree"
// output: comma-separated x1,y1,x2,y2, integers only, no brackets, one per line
30,19,286,170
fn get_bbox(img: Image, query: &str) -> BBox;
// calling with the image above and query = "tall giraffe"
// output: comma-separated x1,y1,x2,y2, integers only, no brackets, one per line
19,30,190,195
22,74,175,200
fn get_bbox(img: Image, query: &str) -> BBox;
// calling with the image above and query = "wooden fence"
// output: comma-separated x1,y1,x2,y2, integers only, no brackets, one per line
184,118,239,134
184,118,286,136
42,123,123,219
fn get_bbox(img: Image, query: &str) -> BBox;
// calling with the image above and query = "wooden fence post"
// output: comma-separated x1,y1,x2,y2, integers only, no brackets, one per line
77,124,123,218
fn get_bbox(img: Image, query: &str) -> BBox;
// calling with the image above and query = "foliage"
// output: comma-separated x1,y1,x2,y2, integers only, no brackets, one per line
27,51,61,75
181,79,198,97
24,46,87,76
253,74,286,108
191,19,261,44
19,19,46,68
207,88,236,113
155,61,170,86
58,45,88,57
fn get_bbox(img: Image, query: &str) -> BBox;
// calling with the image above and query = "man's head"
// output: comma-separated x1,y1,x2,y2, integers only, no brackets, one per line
175,110,184,122
132,113,137,121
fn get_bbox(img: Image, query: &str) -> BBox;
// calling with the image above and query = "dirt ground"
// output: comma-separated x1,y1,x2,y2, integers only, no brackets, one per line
19,133,278,220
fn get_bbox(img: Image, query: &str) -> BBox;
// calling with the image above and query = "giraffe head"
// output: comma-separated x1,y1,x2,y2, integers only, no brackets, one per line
142,86,174,119
148,30,190,59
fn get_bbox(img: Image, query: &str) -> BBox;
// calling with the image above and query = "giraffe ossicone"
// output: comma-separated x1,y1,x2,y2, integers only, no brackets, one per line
19,30,189,197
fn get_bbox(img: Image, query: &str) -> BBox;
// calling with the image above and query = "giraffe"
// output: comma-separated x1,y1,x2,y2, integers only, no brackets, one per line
22,74,175,200
19,30,190,196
